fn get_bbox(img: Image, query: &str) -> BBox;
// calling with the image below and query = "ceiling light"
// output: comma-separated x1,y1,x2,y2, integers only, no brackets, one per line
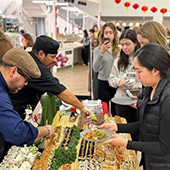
129,22,133,27
122,22,126,27
135,22,140,27
115,22,120,26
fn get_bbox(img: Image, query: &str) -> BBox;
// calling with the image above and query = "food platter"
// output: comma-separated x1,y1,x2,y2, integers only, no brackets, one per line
111,96,137,105
80,128,115,142
3,112,140,170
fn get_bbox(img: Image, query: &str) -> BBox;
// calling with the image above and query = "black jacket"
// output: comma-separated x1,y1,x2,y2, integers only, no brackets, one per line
9,52,66,119
119,78,170,169
139,78,170,169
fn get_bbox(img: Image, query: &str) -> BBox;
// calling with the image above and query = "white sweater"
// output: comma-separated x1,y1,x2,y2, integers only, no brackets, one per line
108,56,139,97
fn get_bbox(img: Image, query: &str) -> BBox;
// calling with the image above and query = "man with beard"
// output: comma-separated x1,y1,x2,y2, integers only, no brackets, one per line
9,35,92,124
0,48,55,160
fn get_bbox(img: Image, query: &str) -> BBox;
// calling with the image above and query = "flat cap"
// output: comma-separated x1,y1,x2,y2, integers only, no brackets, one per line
33,35,59,54
2,48,41,78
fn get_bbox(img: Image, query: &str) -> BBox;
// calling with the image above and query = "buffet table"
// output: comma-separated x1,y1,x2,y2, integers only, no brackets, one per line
43,112,140,170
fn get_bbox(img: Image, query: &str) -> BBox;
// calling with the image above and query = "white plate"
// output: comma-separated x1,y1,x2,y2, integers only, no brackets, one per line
80,128,114,142
122,87,141,92
129,88,141,92
111,96,137,105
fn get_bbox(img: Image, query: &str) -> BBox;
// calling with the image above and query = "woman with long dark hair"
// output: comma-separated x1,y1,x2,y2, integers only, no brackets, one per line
99,43,170,169
82,29,90,65
108,29,140,124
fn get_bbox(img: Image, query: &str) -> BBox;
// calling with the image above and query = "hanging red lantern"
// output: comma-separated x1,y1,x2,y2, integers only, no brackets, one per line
115,0,121,4
160,8,167,16
150,6,158,13
132,3,139,10
141,6,148,13
124,2,131,10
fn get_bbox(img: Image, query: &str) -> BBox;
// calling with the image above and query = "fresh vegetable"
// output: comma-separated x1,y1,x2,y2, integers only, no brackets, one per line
40,94,62,125
51,125,80,170
92,113,98,121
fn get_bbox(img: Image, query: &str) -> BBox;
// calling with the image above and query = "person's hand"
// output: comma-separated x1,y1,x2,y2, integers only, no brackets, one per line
101,133,128,147
80,107,92,124
130,96,138,109
119,79,132,88
97,123,118,132
100,41,111,54
44,125,55,139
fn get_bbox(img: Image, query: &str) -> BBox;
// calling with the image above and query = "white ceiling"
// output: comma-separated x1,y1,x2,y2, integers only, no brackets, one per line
22,0,47,17
0,0,47,17
0,0,98,16
0,0,17,15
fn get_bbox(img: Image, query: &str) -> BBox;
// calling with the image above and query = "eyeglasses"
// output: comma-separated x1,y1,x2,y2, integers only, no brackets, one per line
17,68,29,82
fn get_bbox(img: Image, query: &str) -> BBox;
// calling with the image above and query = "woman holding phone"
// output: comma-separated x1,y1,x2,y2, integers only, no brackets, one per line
108,29,140,140
108,29,140,124
93,22,120,116
98,43,170,170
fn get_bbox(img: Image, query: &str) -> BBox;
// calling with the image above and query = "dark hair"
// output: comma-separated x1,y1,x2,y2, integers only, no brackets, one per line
20,29,25,35
116,26,122,32
135,43,170,78
89,29,95,33
0,60,12,67
83,29,89,37
118,29,140,71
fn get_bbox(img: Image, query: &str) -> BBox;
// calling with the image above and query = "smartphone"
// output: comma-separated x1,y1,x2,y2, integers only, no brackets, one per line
103,37,110,44
125,89,133,98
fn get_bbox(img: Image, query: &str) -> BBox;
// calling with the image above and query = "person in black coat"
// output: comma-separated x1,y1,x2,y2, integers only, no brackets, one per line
98,43,170,169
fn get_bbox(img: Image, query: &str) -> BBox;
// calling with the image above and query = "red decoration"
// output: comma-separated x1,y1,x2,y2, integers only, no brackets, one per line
115,0,121,4
150,6,158,13
124,1,130,10
141,6,148,13
160,8,167,15
132,3,139,10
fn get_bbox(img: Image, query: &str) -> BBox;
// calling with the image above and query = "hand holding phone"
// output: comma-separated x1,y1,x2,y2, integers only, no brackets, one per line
103,37,110,44
125,89,134,98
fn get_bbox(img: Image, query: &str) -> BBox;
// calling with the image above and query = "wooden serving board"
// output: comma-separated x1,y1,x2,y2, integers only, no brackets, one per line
52,114,81,170
49,113,140,170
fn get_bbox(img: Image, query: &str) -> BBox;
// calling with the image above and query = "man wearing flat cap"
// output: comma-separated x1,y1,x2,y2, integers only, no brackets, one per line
0,48,55,160
9,35,92,125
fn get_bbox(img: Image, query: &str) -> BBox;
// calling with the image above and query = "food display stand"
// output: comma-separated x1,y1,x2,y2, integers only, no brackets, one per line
32,112,140,170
